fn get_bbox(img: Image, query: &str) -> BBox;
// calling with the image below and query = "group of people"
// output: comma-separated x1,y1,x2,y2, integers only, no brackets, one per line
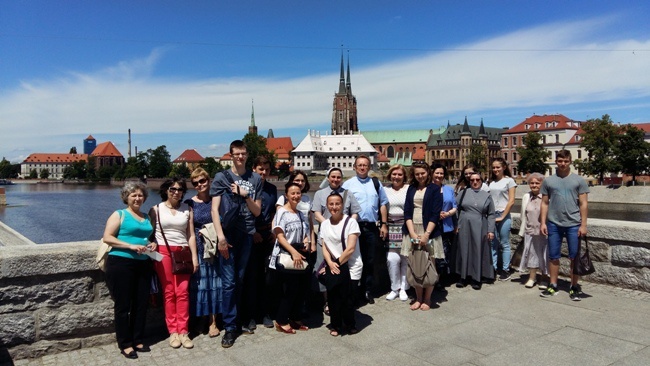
102,143,589,358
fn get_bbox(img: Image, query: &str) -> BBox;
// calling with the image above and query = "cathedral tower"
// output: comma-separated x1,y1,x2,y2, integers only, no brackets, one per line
331,52,358,135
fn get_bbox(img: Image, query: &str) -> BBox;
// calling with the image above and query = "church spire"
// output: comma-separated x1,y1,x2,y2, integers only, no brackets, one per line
248,99,258,135
338,51,346,94
479,118,487,136
346,52,351,94
461,116,471,134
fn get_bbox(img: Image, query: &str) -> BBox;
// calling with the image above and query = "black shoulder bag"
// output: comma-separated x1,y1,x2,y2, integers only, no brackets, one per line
317,216,352,290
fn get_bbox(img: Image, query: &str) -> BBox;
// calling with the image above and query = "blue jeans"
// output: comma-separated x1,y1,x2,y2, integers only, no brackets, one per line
491,212,512,271
219,229,253,332
547,221,580,260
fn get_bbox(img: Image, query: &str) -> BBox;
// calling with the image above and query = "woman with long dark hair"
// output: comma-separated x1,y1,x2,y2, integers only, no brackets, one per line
488,157,517,281
431,163,458,284
403,162,443,311
150,177,198,349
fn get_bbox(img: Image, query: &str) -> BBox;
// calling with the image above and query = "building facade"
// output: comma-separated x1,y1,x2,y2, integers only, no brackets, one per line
364,128,444,167
21,153,89,179
501,114,582,177
91,141,125,169
427,117,503,179
292,130,377,174
173,149,204,171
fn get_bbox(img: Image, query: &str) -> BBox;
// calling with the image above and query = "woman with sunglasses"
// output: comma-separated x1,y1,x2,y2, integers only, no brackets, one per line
150,177,198,349
185,168,222,338
276,170,314,251
455,172,496,290
403,162,443,311
455,163,490,194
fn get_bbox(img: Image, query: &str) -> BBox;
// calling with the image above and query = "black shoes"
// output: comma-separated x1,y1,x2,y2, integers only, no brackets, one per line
221,331,236,348
498,270,512,281
456,279,467,288
120,349,138,359
471,281,482,290
135,345,150,352
365,291,375,304
241,319,256,335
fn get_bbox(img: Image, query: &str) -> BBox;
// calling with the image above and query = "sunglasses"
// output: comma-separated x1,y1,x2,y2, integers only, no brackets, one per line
168,187,184,193
469,178,482,182
191,178,208,187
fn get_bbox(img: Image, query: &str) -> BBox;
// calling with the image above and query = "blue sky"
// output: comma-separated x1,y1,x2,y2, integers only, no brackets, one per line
1,1,649,163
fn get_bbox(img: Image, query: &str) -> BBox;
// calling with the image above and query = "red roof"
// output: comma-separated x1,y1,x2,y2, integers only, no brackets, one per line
219,153,232,161
23,153,88,163
266,137,293,160
173,149,204,163
376,153,390,163
632,122,650,133
412,148,426,160
91,141,123,157
85,135,95,140
503,114,581,134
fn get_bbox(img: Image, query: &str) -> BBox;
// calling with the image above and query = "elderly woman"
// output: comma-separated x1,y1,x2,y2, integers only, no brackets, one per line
518,173,549,289
383,164,410,301
103,182,156,359
150,178,198,350
269,182,311,334
404,162,443,311
431,163,458,285
455,172,496,290
185,168,221,337
488,157,517,281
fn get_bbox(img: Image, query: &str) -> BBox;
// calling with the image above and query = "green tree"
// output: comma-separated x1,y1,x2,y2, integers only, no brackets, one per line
516,131,552,175
277,162,291,180
467,144,487,174
243,133,276,171
29,169,38,179
0,158,14,179
169,164,191,178
201,157,225,177
63,160,87,179
69,147,77,154
147,145,172,178
614,124,650,185
124,154,148,178
575,114,619,185
39,168,50,179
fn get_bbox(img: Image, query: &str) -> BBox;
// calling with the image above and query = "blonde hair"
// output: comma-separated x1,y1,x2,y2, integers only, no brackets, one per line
387,164,408,179
190,167,210,181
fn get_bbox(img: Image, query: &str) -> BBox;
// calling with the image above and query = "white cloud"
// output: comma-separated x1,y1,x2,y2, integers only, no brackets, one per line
1,18,649,163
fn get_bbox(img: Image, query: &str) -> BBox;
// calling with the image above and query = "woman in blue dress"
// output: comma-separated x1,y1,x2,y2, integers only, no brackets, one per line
186,168,222,338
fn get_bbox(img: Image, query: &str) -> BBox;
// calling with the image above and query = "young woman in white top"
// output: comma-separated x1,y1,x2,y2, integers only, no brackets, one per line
150,178,198,350
320,192,362,336
488,158,517,281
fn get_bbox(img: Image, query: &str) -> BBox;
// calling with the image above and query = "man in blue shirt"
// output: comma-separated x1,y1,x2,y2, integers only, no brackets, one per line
342,155,389,304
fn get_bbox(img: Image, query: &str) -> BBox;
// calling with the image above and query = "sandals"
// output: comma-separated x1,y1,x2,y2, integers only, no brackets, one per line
275,322,296,334
290,320,309,331
208,323,221,338
329,329,339,337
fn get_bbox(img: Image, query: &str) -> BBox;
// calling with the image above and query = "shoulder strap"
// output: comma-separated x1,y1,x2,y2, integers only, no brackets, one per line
155,204,172,252
340,216,351,251
372,177,382,218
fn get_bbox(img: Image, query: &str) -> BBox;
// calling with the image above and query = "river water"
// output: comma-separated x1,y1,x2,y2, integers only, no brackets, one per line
1,183,648,244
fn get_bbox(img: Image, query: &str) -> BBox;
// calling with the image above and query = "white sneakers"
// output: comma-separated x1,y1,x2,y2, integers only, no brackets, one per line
169,333,181,348
169,333,193,349
386,291,398,301
399,289,408,301
179,333,193,349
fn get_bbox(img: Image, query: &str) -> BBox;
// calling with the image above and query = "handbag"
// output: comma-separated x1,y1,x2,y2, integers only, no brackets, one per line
510,237,525,270
198,223,218,262
407,245,438,288
572,236,595,276
219,170,241,231
317,216,352,289
157,204,194,275
275,211,309,272
97,209,126,271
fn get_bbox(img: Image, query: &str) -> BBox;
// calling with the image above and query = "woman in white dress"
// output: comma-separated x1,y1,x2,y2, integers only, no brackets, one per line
384,164,410,301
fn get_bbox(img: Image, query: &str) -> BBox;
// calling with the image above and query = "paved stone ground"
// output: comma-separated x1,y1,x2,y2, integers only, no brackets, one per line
9,275,650,366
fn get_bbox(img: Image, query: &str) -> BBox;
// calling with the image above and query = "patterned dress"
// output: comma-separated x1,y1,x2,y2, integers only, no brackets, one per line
385,185,408,250
186,198,222,317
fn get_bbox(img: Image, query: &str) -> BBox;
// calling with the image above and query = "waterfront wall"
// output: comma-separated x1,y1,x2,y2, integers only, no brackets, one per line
0,217,649,361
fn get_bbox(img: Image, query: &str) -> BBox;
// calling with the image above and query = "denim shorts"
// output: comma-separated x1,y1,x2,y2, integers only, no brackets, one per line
547,221,580,260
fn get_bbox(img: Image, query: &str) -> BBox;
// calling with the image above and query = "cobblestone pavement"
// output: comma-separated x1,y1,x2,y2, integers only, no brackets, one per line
10,276,650,366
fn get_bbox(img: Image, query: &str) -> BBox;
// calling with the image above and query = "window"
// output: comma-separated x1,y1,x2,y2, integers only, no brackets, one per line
513,152,517,161
555,134,559,143
542,135,546,144
387,146,394,158
512,137,518,146
504,152,508,161
503,138,508,147
577,150,582,159
525,124,530,130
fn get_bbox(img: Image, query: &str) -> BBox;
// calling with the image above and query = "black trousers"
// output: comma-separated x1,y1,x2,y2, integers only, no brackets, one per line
275,268,310,325
241,229,275,323
105,255,152,350
358,223,386,295
329,278,358,330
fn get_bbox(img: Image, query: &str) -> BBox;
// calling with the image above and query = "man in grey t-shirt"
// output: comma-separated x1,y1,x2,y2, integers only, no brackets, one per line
539,150,589,301
209,140,262,347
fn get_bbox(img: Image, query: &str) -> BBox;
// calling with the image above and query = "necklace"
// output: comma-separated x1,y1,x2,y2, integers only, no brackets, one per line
165,202,180,210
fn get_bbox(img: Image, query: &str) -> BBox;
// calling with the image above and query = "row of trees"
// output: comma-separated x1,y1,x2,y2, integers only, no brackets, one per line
514,114,650,184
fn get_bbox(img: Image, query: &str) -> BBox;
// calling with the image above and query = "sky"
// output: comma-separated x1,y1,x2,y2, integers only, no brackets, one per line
1,1,649,164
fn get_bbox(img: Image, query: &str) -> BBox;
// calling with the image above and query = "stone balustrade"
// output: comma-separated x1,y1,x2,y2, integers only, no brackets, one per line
1,216,649,361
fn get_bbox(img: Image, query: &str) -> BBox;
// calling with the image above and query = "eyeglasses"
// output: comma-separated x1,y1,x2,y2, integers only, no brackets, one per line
168,187,184,193
469,178,482,182
232,153,247,157
191,178,207,187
